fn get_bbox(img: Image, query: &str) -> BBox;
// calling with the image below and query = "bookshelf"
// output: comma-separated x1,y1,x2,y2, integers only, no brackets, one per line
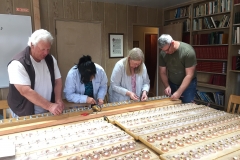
230,70,240,73
163,0,238,110
163,3,191,43
197,82,226,90
225,0,240,109
194,99,224,110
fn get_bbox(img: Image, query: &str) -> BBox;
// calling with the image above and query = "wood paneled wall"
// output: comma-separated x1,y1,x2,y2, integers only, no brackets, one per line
0,0,163,100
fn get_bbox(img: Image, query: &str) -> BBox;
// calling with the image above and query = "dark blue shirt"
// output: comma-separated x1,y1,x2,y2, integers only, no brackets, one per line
84,81,93,97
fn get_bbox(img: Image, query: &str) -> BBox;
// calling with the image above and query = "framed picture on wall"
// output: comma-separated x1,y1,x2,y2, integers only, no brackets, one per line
109,33,124,58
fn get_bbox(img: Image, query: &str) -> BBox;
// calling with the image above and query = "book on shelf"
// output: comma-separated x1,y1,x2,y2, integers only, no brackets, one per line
204,17,211,29
222,62,226,73
194,0,231,16
213,91,224,106
183,19,190,32
175,8,181,18
223,15,230,27
194,46,228,59
195,91,225,106
210,17,217,28
208,17,215,28
196,91,215,103
198,61,226,74
208,74,214,84
196,91,208,102
232,56,240,70
226,17,231,27
193,0,231,17
234,12,240,24
205,92,215,103
204,17,212,28
233,27,240,44
234,0,240,4
193,32,229,45
219,15,227,28
221,33,229,44
193,19,199,30
221,0,231,12
237,27,240,44
175,6,189,18
218,92,225,106
207,74,226,86
213,1,218,14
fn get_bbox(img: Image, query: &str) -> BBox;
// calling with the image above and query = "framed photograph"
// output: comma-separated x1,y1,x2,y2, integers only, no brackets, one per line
109,33,124,58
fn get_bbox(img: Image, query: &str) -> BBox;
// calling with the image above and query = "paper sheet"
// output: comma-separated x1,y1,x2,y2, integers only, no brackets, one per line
0,140,15,158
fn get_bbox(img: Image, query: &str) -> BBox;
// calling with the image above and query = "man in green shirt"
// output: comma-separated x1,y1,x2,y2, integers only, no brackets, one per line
158,34,197,103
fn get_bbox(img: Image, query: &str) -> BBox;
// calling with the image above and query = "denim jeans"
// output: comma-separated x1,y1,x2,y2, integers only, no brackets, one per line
169,77,197,103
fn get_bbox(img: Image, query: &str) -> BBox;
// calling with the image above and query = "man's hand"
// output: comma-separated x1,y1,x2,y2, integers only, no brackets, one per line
141,91,148,101
164,86,171,96
87,97,96,104
55,99,65,110
170,92,182,101
48,103,63,115
98,99,104,105
126,91,139,101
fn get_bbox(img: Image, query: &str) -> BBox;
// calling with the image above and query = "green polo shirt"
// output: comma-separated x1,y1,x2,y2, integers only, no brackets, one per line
159,42,197,85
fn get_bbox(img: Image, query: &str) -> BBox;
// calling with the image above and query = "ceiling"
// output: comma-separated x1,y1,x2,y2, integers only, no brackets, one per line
91,0,193,9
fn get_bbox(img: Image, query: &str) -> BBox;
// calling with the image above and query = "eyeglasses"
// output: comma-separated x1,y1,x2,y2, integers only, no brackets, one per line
161,43,172,53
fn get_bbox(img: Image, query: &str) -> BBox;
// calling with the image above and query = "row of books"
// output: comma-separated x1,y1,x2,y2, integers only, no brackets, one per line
192,32,229,45
194,46,228,59
174,7,190,18
234,12,240,24
232,56,240,70
183,19,190,32
197,61,227,73
195,91,225,106
193,15,230,30
233,27,240,44
234,0,240,4
208,74,226,87
193,0,231,17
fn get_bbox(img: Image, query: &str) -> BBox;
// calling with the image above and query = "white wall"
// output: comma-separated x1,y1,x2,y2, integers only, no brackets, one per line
0,14,32,88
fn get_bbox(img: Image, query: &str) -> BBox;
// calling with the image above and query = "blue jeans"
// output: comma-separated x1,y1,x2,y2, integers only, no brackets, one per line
169,78,197,103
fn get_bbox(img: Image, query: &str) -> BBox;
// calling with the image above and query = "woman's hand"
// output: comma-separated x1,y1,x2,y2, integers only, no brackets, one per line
87,97,96,104
98,99,104,105
126,91,139,101
141,91,148,101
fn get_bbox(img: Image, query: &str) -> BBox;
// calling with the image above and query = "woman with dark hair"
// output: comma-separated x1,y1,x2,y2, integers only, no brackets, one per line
108,48,150,103
64,55,108,105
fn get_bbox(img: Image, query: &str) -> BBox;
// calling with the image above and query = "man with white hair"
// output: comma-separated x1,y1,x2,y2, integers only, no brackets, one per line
158,34,197,103
7,29,64,117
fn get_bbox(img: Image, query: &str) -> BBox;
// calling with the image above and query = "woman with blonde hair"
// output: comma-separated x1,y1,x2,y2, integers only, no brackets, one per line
108,48,150,103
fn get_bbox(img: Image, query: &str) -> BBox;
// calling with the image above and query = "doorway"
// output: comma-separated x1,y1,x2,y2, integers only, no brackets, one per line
133,26,158,96
145,34,158,95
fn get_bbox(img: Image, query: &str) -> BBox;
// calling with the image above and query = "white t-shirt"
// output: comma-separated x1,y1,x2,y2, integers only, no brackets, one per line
8,55,61,114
